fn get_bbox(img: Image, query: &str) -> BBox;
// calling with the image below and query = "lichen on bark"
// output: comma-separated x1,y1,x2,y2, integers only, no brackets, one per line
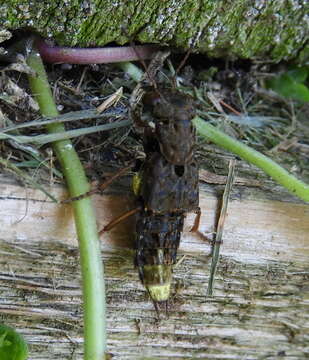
0,0,308,63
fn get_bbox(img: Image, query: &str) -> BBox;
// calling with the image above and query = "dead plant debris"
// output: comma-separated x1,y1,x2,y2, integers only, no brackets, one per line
0,54,308,194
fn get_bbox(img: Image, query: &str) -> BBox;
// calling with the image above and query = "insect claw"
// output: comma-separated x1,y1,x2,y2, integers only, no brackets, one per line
151,300,170,319
100,207,141,235
164,300,169,316
153,300,160,320
189,207,201,232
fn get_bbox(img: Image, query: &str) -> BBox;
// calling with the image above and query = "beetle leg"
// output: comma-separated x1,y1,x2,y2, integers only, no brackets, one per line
61,163,134,203
189,207,201,232
99,206,141,235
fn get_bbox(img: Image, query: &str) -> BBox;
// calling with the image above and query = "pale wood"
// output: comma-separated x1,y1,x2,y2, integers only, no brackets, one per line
0,174,308,359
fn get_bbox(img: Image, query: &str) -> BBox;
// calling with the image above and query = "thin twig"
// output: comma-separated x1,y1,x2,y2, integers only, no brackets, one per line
0,120,131,145
1,108,125,133
0,156,58,203
207,159,236,296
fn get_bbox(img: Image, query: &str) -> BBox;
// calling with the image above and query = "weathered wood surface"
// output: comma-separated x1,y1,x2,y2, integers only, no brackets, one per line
0,0,308,64
0,173,308,359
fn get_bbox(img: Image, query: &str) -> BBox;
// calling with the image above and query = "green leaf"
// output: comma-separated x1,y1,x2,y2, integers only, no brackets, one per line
0,325,28,360
266,66,309,102
286,82,309,102
287,66,308,83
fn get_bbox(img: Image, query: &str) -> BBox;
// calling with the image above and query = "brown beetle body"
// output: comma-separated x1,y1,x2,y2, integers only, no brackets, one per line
134,86,200,303
142,88,196,165
140,152,199,214
135,212,184,301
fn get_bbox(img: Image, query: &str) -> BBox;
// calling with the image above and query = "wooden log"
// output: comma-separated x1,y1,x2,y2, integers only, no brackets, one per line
1,1,308,64
0,174,308,359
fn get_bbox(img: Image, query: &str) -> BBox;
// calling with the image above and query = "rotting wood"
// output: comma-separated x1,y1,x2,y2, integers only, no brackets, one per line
0,175,308,359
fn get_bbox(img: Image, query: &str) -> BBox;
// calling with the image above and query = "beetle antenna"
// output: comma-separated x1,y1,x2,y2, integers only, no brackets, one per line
121,25,158,90
175,48,192,78
172,30,201,87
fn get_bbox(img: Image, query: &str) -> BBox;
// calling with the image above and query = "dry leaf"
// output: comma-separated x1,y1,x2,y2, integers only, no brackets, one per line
96,87,123,113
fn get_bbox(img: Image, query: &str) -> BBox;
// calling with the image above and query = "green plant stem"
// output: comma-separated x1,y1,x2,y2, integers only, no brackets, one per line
116,62,143,82
0,324,28,360
120,61,309,202
193,116,309,202
26,51,106,359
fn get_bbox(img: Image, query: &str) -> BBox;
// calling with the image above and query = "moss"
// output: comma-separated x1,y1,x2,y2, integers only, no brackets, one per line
1,0,308,63
1,0,90,45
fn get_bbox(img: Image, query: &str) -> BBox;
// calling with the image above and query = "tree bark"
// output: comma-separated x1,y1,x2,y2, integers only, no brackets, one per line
0,0,308,64
0,168,308,359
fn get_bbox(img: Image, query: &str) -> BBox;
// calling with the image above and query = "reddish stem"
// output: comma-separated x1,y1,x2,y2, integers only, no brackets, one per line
36,38,159,64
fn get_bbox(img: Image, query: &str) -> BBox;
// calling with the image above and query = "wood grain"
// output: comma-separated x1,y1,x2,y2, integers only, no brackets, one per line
0,176,308,359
